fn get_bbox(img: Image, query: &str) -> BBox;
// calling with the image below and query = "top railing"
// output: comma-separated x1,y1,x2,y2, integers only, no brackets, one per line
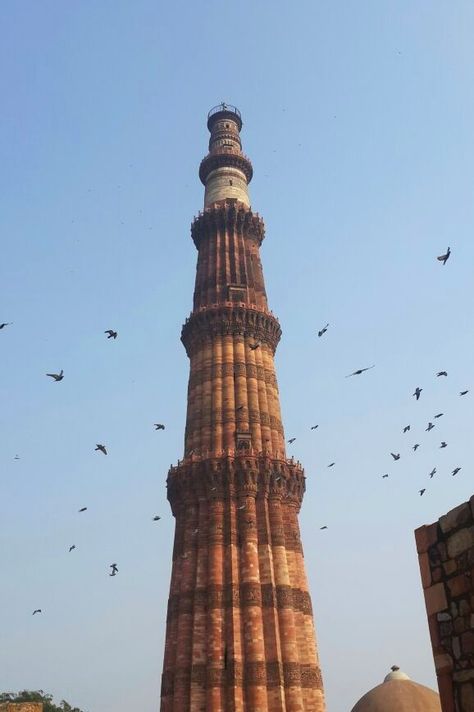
207,103,242,129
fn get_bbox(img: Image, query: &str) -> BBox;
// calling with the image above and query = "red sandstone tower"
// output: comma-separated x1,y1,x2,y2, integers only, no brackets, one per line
161,104,325,712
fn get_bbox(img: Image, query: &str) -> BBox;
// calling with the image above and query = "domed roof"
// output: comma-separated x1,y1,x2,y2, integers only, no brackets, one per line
350,667,441,712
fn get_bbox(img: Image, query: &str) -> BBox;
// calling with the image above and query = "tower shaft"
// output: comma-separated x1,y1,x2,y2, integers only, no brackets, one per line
161,105,325,712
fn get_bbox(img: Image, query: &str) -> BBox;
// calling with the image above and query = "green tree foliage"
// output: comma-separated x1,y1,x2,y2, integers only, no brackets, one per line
0,690,85,712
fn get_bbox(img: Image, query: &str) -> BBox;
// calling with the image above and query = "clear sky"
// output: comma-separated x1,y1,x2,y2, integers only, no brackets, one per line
1,1,473,710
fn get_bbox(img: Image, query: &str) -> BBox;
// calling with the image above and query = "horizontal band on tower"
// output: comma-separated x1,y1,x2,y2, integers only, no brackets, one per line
199,152,253,185
188,361,278,388
191,200,264,249
161,661,323,694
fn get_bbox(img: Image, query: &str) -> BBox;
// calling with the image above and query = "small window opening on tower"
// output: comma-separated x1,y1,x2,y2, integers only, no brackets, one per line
229,179,233,186
225,123,230,128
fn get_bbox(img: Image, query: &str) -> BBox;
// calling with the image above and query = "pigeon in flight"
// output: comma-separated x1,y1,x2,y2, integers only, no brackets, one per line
318,323,329,337
310,425,319,430
0,322,12,329
403,425,410,433
32,609,42,615
413,444,420,451
460,390,469,396
236,405,244,411
109,563,118,576
391,453,401,461
78,507,87,512
238,504,246,510
434,413,444,419
419,488,426,496
327,462,335,468
153,515,161,521
437,247,451,265
154,423,165,430
320,525,328,530
249,341,261,351
440,441,448,449
95,444,107,455
345,365,375,377
452,467,461,476
436,371,448,377
104,330,118,339
69,545,76,552
382,474,389,479
288,437,296,444
413,387,422,400
429,468,436,478
426,422,435,432
46,370,64,382
14,454,20,460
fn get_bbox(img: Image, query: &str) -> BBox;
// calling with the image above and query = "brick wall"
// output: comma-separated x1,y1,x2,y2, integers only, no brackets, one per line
415,496,474,712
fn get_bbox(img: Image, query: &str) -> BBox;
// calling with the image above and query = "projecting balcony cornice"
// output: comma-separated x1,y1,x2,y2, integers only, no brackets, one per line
181,303,281,356
199,151,253,185
191,199,265,249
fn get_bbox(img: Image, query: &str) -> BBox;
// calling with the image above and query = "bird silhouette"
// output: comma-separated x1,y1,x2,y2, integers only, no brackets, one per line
46,370,64,382
436,371,448,377
32,609,42,615
109,563,118,576
69,545,76,552
460,390,469,396
434,413,444,419
238,504,246,510
288,437,296,444
345,365,375,377
382,474,389,479
14,454,20,460
0,322,12,329
413,444,420,451
437,247,451,265
403,425,410,433
236,405,244,411
426,422,435,432
320,525,328,530
317,323,329,337
440,441,448,449
413,387,422,400
419,488,426,496
391,453,401,461
104,330,118,339
452,467,461,476
153,515,161,521
78,507,87,513
328,462,335,468
249,341,261,351
429,468,436,478
154,423,165,430
310,425,319,430
95,444,107,455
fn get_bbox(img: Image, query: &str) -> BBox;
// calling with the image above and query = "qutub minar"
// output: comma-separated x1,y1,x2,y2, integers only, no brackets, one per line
160,104,326,712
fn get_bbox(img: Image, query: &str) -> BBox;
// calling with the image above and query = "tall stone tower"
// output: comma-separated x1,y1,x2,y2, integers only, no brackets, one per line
161,104,325,712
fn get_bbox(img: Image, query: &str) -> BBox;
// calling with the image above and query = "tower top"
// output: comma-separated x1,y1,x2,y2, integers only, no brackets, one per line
207,102,242,131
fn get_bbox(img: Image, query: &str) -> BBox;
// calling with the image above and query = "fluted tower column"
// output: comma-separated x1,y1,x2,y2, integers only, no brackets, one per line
161,104,326,712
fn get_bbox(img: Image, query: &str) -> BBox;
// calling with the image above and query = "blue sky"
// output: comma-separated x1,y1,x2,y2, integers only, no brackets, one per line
1,1,473,710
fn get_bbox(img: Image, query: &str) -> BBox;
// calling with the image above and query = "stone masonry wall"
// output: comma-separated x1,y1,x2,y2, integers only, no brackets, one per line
0,704,43,712
415,496,474,712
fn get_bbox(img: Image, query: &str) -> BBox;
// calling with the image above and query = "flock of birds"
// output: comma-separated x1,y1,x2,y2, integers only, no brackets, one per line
2,245,464,610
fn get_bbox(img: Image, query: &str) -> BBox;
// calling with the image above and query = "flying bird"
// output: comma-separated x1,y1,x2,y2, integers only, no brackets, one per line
460,390,469,396
412,444,420,451
310,425,319,430
153,515,161,521
437,247,451,265
32,609,42,615
419,488,426,496
104,330,118,339
238,504,246,510
436,371,448,377
288,437,296,444
109,563,118,576
429,468,436,478
413,387,422,400
78,507,87,512
95,444,107,455
46,369,64,381
403,425,410,433
249,341,261,351
452,467,461,476
14,454,20,460
0,322,12,329
154,423,165,430
327,462,335,468
390,453,401,461
317,323,329,337
69,545,76,552
434,413,444,419
236,405,244,411
382,474,389,479
425,422,435,432
345,365,375,377
320,525,328,530
440,441,448,449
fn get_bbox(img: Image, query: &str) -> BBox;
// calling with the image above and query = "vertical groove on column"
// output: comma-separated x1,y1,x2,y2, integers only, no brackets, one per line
189,498,209,712
224,493,245,711
206,499,225,712
222,335,235,450
212,337,223,453
201,339,213,453
261,349,285,458
161,509,184,712
234,335,249,439
245,342,262,452
189,348,203,455
254,345,271,455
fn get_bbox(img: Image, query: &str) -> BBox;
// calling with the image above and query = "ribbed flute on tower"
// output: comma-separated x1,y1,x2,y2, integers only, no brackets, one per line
160,104,326,712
